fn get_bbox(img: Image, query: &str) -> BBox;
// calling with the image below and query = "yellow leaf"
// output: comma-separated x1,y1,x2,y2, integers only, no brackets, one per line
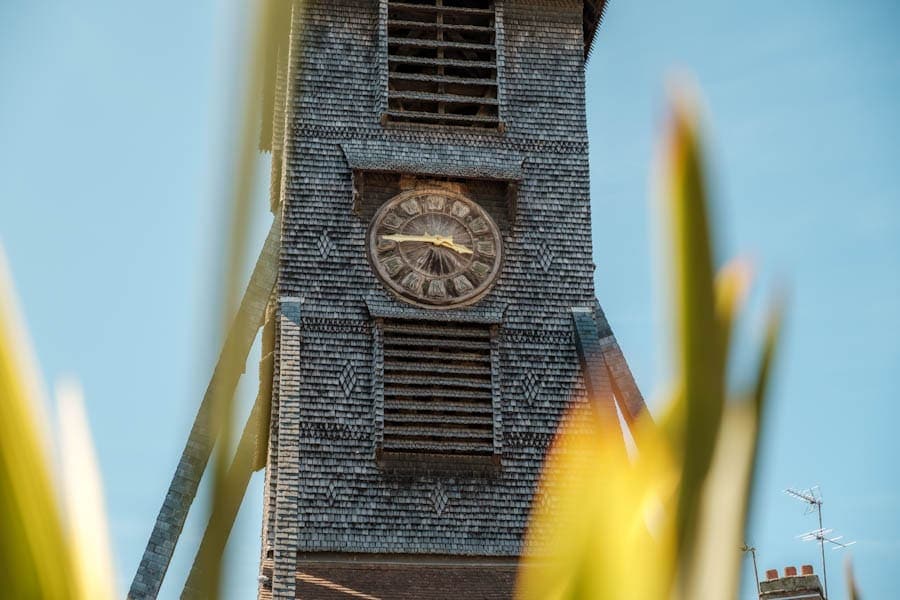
58,379,117,600
0,245,77,599
517,404,679,600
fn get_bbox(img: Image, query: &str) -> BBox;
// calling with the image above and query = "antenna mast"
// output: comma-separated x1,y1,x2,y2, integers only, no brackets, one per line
741,543,761,597
785,486,856,600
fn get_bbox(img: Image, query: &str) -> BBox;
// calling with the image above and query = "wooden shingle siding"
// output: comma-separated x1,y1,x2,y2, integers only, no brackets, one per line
257,1,644,597
386,0,500,129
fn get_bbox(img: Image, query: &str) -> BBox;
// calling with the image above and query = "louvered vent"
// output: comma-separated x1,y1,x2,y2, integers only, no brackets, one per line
381,319,495,457
386,0,499,129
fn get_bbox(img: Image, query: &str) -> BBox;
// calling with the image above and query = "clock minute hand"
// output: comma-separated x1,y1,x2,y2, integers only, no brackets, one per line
381,234,440,244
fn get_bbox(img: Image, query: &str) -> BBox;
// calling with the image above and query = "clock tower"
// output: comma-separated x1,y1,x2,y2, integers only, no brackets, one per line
254,0,645,598
126,2,647,598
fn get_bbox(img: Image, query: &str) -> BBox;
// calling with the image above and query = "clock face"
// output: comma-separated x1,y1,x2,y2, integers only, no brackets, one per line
368,188,503,308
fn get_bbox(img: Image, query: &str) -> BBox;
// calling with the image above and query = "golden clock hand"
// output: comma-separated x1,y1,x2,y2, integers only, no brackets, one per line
381,234,439,244
381,233,473,255
436,238,474,255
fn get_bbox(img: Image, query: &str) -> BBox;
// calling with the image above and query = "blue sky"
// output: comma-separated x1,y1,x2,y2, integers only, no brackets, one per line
1,1,898,598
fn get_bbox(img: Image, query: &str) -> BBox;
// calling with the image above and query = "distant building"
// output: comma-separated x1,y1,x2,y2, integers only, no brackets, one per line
760,565,825,600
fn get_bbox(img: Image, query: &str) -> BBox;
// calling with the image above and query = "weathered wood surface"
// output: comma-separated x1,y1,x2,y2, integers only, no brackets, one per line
180,375,272,599
572,303,649,425
127,217,280,600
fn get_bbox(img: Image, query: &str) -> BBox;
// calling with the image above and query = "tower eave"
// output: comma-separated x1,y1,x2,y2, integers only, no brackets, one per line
583,0,610,60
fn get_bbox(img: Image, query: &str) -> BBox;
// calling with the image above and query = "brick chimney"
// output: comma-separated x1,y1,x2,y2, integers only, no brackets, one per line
759,564,825,599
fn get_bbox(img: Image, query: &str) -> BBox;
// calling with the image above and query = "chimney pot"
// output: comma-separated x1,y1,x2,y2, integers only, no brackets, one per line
766,569,778,580
801,564,814,575
785,566,797,577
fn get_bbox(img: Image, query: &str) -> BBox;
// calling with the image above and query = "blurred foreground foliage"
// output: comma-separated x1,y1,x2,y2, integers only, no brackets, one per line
0,2,865,594
0,250,116,600
516,91,783,600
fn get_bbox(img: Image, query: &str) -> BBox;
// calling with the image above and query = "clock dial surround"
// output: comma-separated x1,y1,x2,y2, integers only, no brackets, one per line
367,188,503,309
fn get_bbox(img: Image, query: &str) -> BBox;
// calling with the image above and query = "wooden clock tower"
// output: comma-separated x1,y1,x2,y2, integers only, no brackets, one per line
129,1,647,598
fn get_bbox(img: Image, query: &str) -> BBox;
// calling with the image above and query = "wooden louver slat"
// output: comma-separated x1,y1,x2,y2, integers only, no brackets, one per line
381,318,495,457
388,71,497,87
388,55,496,70
388,2,494,17
388,19,495,34
388,37,497,52
386,0,499,129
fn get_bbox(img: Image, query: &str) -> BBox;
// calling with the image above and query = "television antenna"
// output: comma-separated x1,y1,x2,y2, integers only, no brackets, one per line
785,486,856,600
741,543,761,597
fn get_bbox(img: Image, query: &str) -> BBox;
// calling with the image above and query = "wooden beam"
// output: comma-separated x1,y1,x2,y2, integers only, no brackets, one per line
180,373,272,599
591,300,649,423
571,303,649,425
127,217,280,600
572,306,618,425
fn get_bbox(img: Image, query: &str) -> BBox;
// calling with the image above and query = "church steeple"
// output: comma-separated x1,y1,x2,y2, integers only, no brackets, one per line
128,1,644,598
258,1,644,597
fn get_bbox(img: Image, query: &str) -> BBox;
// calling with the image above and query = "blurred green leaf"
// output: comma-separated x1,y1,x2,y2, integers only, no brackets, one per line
660,88,727,575
201,0,290,597
518,83,785,600
742,296,783,516
683,299,782,599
